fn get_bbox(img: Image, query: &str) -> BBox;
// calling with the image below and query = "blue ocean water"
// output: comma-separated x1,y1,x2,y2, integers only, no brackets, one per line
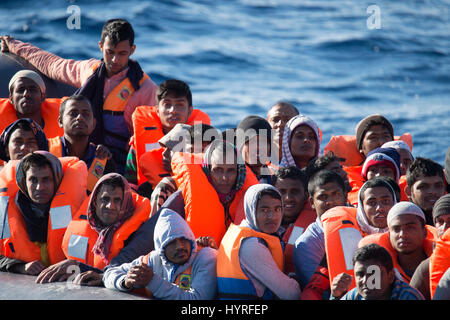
0,0,449,164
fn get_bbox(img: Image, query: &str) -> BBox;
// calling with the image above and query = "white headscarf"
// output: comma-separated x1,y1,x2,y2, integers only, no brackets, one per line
8,70,46,94
279,114,321,168
356,179,398,235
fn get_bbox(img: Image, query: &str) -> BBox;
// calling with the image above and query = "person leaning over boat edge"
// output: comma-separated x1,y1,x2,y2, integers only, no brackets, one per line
1,19,157,174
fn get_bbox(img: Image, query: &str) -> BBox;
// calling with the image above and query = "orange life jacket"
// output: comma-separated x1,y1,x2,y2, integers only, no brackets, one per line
324,133,413,167
171,152,259,246
0,157,87,265
138,147,171,189
345,167,409,206
48,136,107,193
429,228,450,299
282,202,317,275
0,98,63,138
61,192,150,270
398,175,409,201
131,106,211,185
216,223,284,300
358,225,436,283
321,206,365,289
344,165,364,206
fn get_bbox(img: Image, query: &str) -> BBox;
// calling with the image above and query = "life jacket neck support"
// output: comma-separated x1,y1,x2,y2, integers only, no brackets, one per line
0,157,87,265
171,152,259,246
358,225,436,283
131,106,211,185
321,206,362,290
324,133,413,167
216,223,284,300
0,98,64,139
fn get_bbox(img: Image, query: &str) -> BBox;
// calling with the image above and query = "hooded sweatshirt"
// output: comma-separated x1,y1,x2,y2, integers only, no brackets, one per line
103,208,217,300
238,184,301,299
279,114,321,168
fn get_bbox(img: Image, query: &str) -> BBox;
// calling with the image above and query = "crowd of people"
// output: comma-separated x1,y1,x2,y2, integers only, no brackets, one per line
0,18,448,300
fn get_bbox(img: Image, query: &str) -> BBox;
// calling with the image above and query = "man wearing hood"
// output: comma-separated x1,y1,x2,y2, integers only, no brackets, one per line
35,173,150,286
217,184,301,300
103,208,218,300
279,114,321,170
0,151,87,275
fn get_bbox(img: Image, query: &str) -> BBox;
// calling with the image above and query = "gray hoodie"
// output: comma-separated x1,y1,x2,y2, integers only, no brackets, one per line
239,184,301,300
103,208,218,300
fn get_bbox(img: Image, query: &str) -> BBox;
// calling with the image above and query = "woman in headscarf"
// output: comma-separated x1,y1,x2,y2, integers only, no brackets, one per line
280,114,321,170
0,118,48,164
217,184,301,299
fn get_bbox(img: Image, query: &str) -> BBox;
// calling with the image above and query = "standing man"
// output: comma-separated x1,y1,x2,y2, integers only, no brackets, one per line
1,19,157,173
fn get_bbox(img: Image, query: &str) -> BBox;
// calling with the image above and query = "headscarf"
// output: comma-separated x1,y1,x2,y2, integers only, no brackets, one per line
202,140,247,227
87,173,135,264
356,178,398,235
280,114,321,168
15,151,63,242
8,70,46,95
0,118,49,161
241,183,282,233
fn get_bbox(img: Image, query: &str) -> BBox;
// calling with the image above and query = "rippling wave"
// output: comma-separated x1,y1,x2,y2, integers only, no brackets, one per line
0,0,448,163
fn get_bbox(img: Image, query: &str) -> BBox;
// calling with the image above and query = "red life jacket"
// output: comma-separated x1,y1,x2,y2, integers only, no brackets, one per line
137,147,171,189
282,202,317,275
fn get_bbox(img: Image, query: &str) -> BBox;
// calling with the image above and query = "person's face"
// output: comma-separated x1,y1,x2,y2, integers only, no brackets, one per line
156,93,192,134
25,165,55,205
360,125,393,158
354,259,394,300
99,36,135,77
267,105,297,145
59,99,96,137
310,181,347,218
366,164,396,181
325,159,350,189
274,178,305,225
7,128,39,160
290,125,316,165
9,78,44,117
398,149,413,176
241,135,270,169
389,214,427,255
407,175,445,214
95,184,124,226
255,195,283,234
164,237,192,265
434,213,450,237
362,186,395,229
209,151,238,194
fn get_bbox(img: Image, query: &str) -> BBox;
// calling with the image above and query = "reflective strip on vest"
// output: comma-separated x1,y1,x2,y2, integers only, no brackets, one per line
0,196,10,239
50,205,72,230
67,234,89,260
145,143,160,153
288,226,304,245
338,228,363,271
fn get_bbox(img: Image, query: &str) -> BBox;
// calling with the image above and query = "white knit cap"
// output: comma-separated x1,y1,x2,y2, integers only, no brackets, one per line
8,70,46,94
387,201,425,226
